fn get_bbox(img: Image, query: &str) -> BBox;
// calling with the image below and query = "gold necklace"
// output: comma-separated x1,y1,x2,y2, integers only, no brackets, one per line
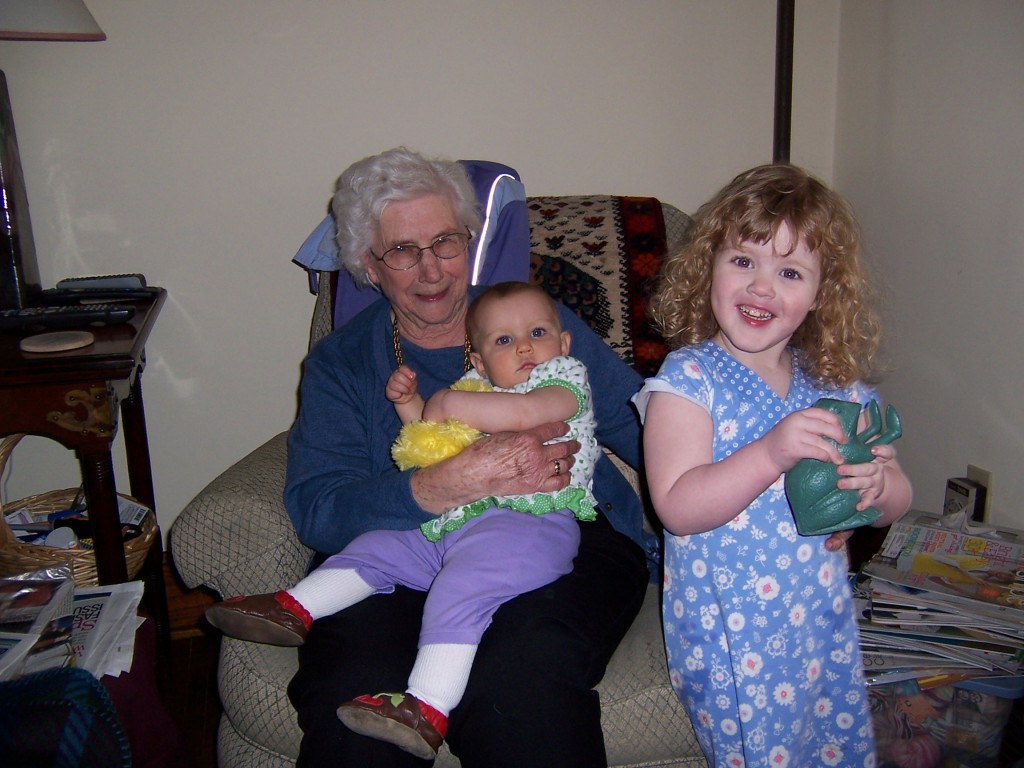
392,319,472,373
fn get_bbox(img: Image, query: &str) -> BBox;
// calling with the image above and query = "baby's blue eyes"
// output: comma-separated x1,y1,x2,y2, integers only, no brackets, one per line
495,328,547,346
781,268,801,280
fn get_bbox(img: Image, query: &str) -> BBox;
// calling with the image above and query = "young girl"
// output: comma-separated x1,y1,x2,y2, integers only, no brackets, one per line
633,164,912,767
206,281,600,759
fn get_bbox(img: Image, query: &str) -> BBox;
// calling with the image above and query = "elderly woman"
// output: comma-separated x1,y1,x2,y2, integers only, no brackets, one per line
283,147,655,767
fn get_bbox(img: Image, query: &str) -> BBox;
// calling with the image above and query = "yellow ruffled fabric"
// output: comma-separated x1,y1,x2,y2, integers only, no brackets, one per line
390,378,492,471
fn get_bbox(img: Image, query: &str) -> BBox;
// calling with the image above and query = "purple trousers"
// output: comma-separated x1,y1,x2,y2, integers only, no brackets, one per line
318,507,580,646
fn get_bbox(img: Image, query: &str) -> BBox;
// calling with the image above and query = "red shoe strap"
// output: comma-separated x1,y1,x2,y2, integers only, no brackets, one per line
274,590,313,630
415,697,449,739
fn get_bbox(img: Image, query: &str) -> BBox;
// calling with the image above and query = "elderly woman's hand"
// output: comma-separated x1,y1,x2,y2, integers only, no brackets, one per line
410,422,580,514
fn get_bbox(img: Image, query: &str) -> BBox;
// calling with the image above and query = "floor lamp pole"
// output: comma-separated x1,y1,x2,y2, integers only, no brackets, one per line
774,0,795,163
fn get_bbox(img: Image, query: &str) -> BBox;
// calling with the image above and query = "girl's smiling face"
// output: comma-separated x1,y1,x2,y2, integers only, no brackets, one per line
710,223,822,368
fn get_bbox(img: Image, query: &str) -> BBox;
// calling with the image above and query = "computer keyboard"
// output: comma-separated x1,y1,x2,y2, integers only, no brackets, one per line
0,303,137,330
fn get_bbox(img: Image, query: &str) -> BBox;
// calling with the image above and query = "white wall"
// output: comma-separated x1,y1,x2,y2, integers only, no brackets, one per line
833,1,1024,529
0,1,841,537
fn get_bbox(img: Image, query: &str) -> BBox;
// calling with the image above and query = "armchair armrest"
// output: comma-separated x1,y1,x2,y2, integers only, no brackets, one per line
169,432,312,599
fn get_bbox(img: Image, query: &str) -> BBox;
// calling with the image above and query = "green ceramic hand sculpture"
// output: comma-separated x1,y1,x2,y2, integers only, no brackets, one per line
785,398,902,536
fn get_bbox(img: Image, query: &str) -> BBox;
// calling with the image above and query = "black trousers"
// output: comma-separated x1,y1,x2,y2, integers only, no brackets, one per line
288,514,649,768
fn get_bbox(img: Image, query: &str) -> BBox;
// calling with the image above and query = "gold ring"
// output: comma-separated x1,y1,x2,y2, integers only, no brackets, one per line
554,459,562,476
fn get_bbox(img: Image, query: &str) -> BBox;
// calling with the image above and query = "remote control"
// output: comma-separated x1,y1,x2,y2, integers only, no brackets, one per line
0,304,137,330
39,286,160,304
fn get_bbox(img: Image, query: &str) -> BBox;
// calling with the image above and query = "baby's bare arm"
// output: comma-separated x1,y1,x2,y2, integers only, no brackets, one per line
423,385,578,434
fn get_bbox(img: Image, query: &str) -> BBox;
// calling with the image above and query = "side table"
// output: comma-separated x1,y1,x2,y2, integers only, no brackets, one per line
0,289,170,651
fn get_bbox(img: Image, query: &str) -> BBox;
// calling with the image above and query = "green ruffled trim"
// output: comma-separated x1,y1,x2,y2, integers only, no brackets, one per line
420,486,597,542
532,377,586,421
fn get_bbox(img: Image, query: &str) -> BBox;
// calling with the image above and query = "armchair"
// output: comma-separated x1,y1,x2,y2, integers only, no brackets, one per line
170,195,705,768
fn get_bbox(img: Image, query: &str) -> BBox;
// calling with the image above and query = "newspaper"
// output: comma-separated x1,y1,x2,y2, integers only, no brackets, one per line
72,581,145,677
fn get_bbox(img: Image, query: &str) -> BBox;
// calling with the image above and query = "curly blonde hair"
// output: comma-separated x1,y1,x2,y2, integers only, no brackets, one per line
649,164,881,387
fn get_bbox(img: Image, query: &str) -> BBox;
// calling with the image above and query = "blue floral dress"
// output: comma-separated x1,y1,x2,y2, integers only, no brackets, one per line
633,340,878,768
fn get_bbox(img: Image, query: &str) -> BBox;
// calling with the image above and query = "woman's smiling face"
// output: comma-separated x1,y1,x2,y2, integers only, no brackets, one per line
367,194,470,344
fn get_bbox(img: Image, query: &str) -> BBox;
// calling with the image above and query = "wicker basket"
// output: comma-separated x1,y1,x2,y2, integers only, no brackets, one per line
0,435,157,587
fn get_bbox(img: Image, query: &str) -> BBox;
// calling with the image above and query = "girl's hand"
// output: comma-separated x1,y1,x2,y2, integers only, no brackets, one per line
823,528,855,552
386,365,418,405
761,408,847,474
836,443,897,512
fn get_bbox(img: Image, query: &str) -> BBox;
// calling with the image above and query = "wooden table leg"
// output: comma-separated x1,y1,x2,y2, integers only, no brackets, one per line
78,446,128,584
121,372,155,511
120,373,171,656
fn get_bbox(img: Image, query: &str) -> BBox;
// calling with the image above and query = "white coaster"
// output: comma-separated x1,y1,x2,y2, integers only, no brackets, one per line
19,330,96,353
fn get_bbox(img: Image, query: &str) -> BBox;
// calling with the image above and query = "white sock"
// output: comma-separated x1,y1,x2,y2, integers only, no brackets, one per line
406,643,478,716
285,568,376,620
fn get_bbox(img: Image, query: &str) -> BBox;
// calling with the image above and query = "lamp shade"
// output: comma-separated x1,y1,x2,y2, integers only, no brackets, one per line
0,0,105,41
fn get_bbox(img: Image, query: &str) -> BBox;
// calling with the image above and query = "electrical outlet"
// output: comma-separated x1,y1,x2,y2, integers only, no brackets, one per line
966,464,992,521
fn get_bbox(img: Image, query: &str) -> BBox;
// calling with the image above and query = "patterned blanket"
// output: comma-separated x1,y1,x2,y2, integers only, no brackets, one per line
528,195,670,378
0,666,130,767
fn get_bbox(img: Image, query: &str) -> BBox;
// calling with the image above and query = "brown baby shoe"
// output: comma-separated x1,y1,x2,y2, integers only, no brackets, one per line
204,591,310,646
337,692,447,759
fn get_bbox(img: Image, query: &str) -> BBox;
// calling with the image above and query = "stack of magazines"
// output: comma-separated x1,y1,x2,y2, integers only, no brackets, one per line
855,509,1024,687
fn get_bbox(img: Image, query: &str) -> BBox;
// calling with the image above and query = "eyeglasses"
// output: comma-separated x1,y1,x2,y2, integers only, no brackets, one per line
371,230,472,271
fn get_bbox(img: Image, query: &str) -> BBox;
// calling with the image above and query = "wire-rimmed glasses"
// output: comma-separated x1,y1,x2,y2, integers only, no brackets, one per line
371,229,472,271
